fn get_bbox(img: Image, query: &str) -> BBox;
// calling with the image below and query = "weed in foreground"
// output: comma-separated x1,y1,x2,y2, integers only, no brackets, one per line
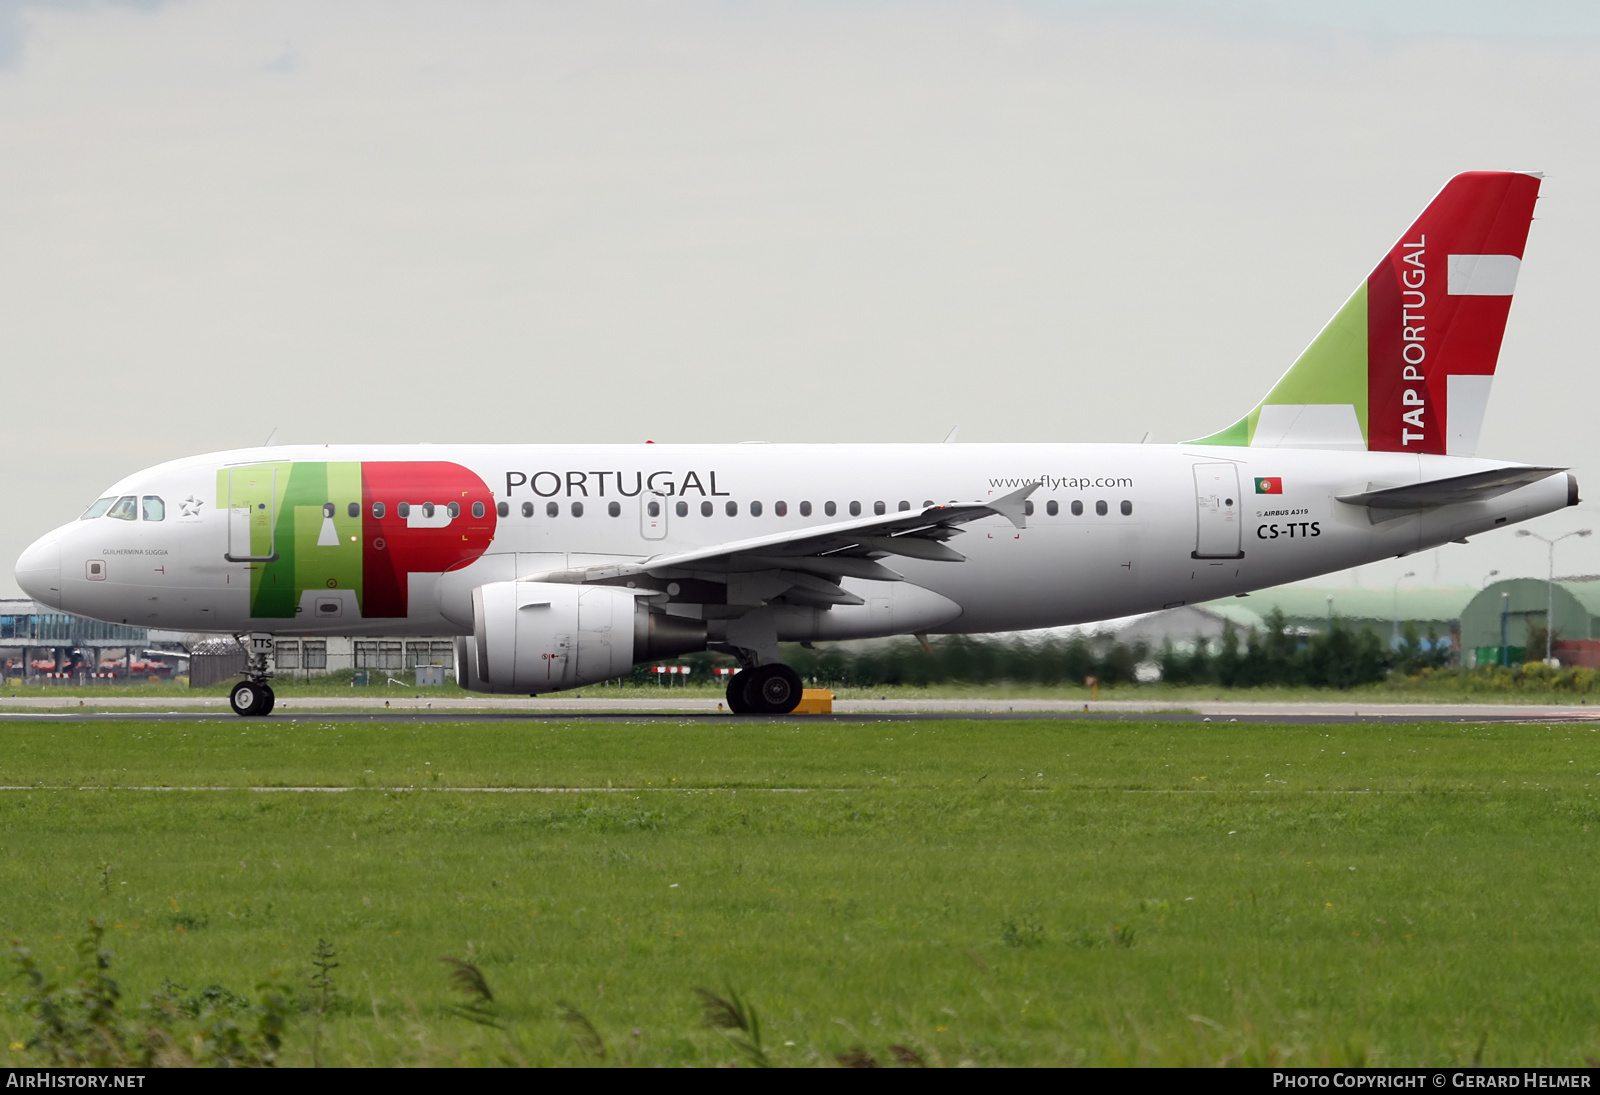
308,939,339,1066
1000,916,1044,948
695,986,769,1067
11,922,289,1067
441,957,500,1029
556,1000,606,1060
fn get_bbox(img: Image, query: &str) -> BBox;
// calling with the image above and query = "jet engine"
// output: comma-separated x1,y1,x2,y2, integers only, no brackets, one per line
455,580,706,694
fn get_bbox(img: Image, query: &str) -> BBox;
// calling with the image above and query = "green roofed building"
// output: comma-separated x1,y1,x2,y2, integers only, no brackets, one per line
1111,584,1474,655
1201,585,1476,641
1459,578,1600,667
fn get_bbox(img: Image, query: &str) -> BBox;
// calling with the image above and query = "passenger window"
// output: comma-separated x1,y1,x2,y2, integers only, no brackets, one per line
142,496,165,522
898,501,910,512
546,501,559,518
726,501,738,517
775,501,787,517
520,502,534,518
647,501,661,517
80,498,115,520
423,503,435,518
398,503,411,518
373,502,386,519
1070,500,1083,516
1095,500,1108,516
849,501,861,517
800,501,812,517
608,501,621,517
923,500,934,508
472,501,485,519
1121,500,1133,516
676,501,688,517
873,501,885,516
323,502,336,518
1024,501,1034,517
572,502,584,517
1046,500,1059,516
751,501,763,517
825,502,837,517
107,496,137,521
447,502,460,519
347,502,360,519
498,502,510,518
701,501,713,517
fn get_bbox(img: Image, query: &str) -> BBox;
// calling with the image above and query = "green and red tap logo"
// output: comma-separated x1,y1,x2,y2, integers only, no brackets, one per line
217,460,497,620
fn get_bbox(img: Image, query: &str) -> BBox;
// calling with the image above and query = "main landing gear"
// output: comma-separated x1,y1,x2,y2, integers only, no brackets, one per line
230,679,276,717
725,664,803,715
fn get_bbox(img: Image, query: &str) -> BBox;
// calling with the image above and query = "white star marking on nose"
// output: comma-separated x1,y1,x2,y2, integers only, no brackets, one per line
179,496,203,517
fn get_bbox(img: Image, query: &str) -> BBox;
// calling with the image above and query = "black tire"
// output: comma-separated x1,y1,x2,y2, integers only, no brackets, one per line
230,681,262,717
725,670,753,714
258,683,276,716
746,664,803,715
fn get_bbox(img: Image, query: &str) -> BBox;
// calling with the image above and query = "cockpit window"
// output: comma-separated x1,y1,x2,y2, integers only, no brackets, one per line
142,496,165,522
80,498,115,520
106,496,138,522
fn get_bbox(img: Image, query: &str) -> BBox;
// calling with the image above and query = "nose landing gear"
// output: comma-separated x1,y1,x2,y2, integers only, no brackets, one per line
230,680,276,717
230,633,278,717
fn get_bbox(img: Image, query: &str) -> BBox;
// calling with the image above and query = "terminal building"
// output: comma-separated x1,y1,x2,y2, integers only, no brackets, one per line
1,597,457,684
1,598,155,680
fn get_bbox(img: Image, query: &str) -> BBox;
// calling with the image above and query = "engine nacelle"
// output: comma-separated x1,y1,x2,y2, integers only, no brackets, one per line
455,580,706,694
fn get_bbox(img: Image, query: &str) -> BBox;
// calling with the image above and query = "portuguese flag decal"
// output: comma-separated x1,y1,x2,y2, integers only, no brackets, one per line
1254,477,1283,494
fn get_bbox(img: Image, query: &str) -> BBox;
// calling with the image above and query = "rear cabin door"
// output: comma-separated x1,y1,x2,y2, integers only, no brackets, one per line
1192,462,1244,559
225,465,279,562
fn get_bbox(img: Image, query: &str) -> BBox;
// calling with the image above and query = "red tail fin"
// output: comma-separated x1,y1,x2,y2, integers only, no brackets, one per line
1190,171,1541,454
1367,171,1540,455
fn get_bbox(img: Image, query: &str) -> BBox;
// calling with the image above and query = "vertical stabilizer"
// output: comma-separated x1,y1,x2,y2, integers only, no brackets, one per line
1190,171,1541,454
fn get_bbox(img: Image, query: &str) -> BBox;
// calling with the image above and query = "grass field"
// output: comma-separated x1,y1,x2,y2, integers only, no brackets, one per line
1,717,1597,1066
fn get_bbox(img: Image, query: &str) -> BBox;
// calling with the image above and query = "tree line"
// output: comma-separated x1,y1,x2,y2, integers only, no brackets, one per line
634,610,1453,689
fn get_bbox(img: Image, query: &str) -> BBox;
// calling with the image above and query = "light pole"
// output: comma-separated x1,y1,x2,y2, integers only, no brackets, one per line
1392,570,1415,649
1326,594,1334,632
1481,569,1499,589
1515,528,1593,663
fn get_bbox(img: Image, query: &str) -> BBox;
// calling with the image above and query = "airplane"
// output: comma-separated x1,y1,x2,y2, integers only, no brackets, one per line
14,170,1575,717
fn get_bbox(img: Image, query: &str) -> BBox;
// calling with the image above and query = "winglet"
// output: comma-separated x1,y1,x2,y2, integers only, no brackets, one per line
987,482,1038,529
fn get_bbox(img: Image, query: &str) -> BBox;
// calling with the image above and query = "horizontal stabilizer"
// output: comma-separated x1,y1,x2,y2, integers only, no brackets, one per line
1336,466,1564,510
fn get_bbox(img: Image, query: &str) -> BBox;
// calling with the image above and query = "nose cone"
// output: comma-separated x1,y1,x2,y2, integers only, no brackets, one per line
16,532,62,608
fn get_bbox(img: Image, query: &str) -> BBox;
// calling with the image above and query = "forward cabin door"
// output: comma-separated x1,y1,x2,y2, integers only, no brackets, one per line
640,490,669,541
225,465,279,562
1192,462,1243,559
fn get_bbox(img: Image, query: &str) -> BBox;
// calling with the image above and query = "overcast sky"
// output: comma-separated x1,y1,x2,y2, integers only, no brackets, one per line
5,0,1600,599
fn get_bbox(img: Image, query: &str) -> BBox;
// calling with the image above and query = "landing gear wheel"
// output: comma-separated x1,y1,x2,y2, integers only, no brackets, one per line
746,664,804,715
725,670,753,714
257,683,276,716
230,680,267,717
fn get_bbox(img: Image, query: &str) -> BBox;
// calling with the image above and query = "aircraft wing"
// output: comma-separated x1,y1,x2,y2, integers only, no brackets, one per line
1336,466,1565,510
525,483,1038,608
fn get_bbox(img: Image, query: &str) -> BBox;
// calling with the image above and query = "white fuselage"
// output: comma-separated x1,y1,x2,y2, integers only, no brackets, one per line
14,442,1571,641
